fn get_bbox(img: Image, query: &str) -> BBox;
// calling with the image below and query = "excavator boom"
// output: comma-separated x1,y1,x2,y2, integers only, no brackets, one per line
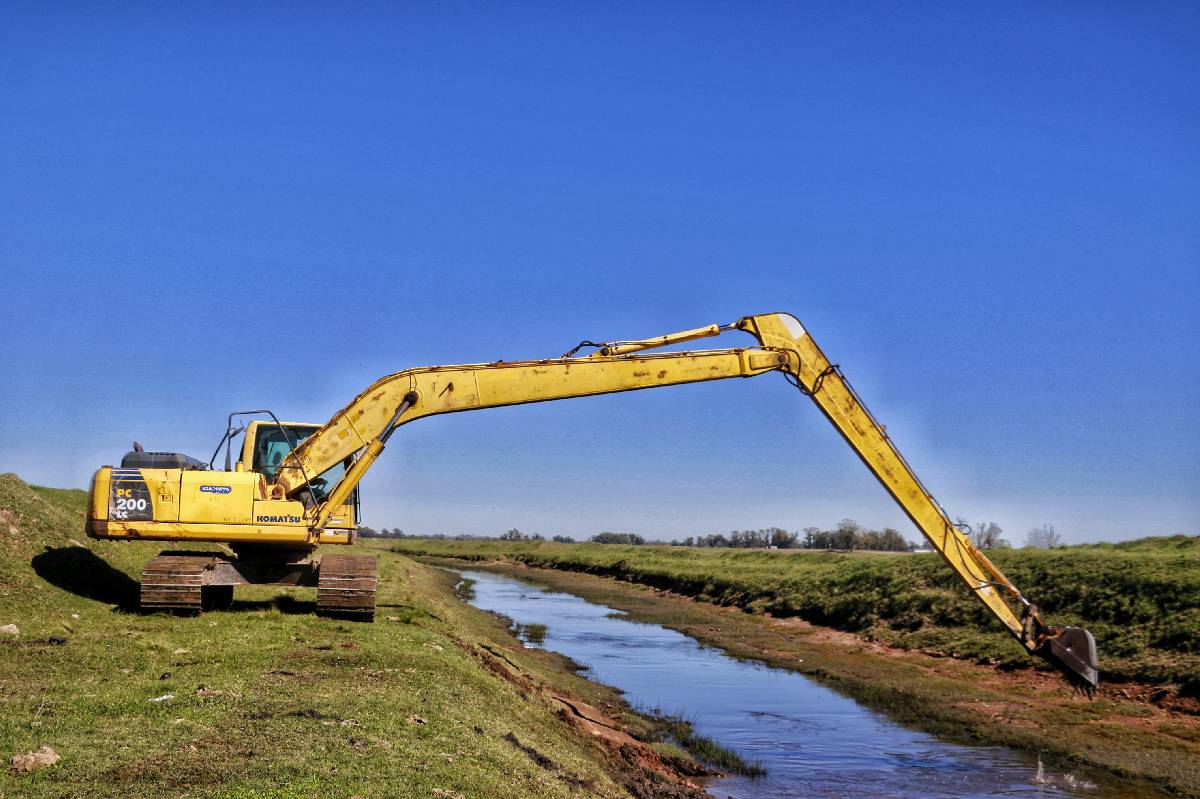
86,310,1097,686
274,312,1098,689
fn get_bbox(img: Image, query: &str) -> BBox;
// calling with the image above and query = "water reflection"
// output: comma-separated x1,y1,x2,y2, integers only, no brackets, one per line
452,569,1159,799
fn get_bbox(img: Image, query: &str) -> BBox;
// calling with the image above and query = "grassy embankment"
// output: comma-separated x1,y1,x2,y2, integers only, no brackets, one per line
396,537,1200,797
394,538,1200,688
0,474,712,799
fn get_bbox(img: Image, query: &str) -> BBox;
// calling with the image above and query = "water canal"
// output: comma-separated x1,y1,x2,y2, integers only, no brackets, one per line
450,568,1162,799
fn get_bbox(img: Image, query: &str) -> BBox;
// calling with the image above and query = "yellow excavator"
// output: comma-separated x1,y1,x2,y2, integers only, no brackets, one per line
86,312,1099,689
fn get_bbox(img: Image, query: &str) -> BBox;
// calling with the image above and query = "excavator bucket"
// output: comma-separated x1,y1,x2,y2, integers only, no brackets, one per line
1040,626,1099,693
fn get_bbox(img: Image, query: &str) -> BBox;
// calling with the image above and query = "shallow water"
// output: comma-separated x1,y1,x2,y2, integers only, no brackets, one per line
451,568,1165,799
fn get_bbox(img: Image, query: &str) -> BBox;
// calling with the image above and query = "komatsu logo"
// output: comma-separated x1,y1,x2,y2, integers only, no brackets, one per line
257,514,302,524
200,485,232,494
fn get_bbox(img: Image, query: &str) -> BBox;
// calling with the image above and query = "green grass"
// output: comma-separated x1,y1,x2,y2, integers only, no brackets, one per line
514,623,548,646
0,474,703,798
5,472,1196,796
644,711,764,777
391,537,1200,688
417,556,1200,798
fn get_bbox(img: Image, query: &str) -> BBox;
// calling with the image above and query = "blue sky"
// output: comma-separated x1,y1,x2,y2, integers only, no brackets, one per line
1,2,1196,544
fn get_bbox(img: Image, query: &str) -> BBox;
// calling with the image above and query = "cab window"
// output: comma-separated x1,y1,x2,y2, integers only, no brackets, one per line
254,426,315,483
252,425,357,513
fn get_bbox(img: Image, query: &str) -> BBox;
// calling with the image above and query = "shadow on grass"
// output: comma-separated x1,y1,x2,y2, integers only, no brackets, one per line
32,546,140,610
30,551,372,622
228,595,318,615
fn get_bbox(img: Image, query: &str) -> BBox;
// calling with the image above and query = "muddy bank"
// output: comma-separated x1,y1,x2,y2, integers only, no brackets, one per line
416,555,1200,798
393,536,1200,690
434,591,716,799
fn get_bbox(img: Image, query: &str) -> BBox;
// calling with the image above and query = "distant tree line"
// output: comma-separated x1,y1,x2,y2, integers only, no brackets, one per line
1025,524,1061,548
501,528,543,541
953,519,1063,550
356,526,406,538
497,529,644,545
671,527,798,549
591,532,645,545
386,519,1063,549
669,520,911,551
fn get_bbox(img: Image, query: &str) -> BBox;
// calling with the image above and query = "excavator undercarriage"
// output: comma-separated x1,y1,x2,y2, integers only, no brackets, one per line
138,550,377,618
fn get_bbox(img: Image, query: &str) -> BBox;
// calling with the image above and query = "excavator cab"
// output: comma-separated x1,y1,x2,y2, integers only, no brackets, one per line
241,421,359,511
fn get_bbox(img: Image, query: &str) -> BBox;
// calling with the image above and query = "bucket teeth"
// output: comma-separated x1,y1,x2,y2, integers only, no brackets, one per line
1040,626,1099,694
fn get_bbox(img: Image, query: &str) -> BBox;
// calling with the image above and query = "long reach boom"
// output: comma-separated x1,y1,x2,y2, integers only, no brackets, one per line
275,312,1099,689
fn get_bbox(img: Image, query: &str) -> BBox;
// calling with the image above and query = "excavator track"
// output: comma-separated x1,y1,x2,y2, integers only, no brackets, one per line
140,554,219,614
316,555,377,620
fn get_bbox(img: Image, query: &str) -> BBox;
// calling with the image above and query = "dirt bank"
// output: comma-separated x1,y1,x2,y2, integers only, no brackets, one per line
414,554,1200,798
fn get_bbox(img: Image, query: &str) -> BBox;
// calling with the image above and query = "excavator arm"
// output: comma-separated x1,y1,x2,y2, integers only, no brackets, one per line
277,312,1099,689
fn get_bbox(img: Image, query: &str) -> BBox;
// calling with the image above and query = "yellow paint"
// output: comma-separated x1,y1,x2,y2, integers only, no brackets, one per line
179,471,255,524
91,518,350,545
251,499,307,526
86,311,1040,651
743,313,1031,642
